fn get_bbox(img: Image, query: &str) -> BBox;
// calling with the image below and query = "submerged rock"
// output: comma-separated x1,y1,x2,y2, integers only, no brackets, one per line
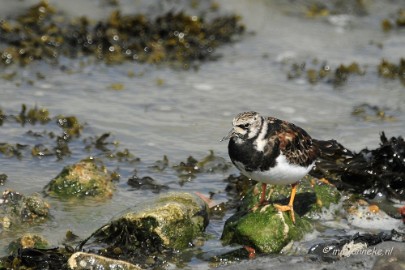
0,190,50,229
221,178,339,254
7,233,49,254
68,252,142,270
44,158,115,200
78,192,208,266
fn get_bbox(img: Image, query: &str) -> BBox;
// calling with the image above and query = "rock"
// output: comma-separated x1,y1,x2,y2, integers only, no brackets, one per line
79,192,209,265
221,204,312,254
68,252,142,270
221,177,340,253
44,158,115,200
7,233,48,254
0,190,50,229
304,178,341,217
372,241,405,270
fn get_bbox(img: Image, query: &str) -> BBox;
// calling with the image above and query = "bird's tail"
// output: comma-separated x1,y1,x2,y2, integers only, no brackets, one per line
310,139,354,179
313,139,354,161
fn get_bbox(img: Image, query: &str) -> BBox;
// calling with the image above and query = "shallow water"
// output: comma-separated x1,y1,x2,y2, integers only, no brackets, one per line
0,0,404,267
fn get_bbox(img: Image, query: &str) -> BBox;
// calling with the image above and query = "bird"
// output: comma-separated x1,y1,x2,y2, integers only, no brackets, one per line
221,111,322,224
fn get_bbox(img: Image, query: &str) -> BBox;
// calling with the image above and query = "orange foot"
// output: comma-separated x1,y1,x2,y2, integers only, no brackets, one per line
319,177,334,186
274,203,295,224
273,183,298,224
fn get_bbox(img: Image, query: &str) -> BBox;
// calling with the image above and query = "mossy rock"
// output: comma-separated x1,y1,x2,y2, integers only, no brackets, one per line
45,159,115,200
242,177,341,214
82,192,209,252
309,180,341,210
221,177,340,253
7,233,49,254
221,204,312,253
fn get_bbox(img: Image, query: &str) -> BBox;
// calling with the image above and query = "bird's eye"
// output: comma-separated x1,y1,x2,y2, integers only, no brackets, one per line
238,123,250,129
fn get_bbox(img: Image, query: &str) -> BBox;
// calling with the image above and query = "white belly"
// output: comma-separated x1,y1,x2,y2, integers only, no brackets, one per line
234,154,314,185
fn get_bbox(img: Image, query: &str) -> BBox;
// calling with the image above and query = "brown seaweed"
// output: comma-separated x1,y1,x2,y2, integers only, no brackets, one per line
0,1,244,68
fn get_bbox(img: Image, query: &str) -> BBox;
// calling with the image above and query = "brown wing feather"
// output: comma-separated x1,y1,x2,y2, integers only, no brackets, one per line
274,119,319,167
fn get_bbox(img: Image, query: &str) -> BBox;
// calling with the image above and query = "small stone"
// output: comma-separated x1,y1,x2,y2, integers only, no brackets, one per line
7,233,48,253
68,252,142,270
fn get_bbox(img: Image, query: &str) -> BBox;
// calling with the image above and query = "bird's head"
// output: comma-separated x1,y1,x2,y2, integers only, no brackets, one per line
221,111,263,142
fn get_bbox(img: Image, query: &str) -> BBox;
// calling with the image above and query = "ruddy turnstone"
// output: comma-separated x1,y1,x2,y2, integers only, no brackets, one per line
222,111,321,224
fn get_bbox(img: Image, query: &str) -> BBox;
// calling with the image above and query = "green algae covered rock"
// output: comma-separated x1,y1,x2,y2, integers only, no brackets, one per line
44,159,115,200
221,205,312,253
221,177,341,253
309,179,341,211
80,192,209,254
7,233,49,254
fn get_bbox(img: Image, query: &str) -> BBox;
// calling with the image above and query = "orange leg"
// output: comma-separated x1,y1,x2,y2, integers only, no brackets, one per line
274,183,297,224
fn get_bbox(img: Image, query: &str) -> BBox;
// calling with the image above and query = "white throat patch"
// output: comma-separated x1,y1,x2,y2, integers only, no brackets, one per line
253,120,268,152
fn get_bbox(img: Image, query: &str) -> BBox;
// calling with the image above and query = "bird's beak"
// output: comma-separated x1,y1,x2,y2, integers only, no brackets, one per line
220,128,235,142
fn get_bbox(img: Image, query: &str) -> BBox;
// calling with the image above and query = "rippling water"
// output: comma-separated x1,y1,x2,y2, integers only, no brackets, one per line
0,0,404,267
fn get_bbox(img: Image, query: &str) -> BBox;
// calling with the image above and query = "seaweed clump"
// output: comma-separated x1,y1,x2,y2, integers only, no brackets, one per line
173,150,230,184
312,132,405,201
351,103,397,122
127,175,169,193
0,104,81,159
0,247,68,270
287,60,365,87
0,104,138,164
381,9,405,32
378,58,405,85
0,1,245,68
286,58,405,87
304,1,368,18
